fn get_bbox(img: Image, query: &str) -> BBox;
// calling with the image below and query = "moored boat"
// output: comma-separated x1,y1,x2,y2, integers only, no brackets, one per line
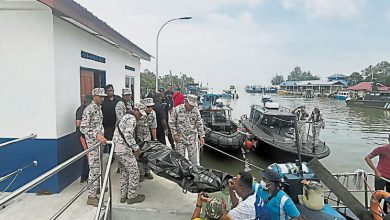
240,103,330,161
346,90,390,110
335,90,350,100
202,106,246,152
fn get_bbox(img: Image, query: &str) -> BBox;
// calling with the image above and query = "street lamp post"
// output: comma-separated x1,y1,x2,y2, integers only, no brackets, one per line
156,17,192,91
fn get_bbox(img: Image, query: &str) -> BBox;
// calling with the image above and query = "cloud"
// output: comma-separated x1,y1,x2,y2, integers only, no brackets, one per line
73,0,386,91
387,9,390,22
281,0,365,19
74,0,277,90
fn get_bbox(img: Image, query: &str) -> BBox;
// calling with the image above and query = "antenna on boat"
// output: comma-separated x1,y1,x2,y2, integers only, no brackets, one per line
293,116,304,178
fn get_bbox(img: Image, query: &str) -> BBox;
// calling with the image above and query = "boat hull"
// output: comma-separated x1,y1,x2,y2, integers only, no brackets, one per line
335,95,347,100
254,139,329,162
204,129,245,152
241,120,330,162
346,99,390,110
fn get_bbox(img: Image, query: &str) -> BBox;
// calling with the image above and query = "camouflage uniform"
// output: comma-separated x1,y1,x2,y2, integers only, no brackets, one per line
292,107,308,146
136,111,157,176
169,103,205,165
80,100,104,198
115,100,132,126
309,110,325,146
205,198,223,219
112,113,140,199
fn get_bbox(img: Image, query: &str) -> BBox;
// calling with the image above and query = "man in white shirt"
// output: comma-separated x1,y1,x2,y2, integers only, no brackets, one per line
223,171,256,220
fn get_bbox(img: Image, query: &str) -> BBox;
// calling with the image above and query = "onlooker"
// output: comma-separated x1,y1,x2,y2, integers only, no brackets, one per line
163,85,175,148
101,84,122,152
75,95,92,183
253,168,302,220
164,85,174,111
172,88,184,107
154,92,168,145
226,171,256,220
115,88,133,126
192,192,226,220
365,134,390,214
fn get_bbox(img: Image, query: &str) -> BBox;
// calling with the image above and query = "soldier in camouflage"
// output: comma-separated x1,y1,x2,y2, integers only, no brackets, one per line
115,88,133,126
143,98,157,141
137,98,157,180
80,88,107,207
169,94,205,165
192,192,224,220
112,103,146,204
292,105,309,147
308,107,325,147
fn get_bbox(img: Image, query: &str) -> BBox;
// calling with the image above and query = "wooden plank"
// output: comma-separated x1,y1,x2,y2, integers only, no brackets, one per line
307,158,372,220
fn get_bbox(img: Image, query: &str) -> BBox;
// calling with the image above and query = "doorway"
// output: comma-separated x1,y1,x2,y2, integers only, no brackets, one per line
80,67,106,104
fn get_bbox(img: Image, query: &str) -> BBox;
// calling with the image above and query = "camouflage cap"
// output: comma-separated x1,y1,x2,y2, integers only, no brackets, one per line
133,103,146,116
92,88,107,97
142,98,155,107
185,94,198,106
204,198,223,220
122,88,132,95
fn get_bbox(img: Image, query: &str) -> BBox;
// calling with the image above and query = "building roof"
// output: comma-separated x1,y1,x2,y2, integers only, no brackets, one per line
280,80,344,86
279,81,299,86
297,80,345,86
347,82,388,91
327,73,347,79
37,0,151,61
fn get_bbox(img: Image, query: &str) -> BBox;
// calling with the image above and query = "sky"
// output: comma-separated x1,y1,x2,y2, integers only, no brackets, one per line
76,0,390,91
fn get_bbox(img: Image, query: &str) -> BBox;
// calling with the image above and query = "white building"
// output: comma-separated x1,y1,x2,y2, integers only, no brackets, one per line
0,0,151,193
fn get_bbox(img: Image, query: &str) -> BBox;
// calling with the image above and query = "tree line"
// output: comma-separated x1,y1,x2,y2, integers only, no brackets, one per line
271,61,390,86
140,69,196,95
271,66,320,85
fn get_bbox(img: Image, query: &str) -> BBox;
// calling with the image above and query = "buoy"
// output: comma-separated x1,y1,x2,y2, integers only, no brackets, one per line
244,141,254,150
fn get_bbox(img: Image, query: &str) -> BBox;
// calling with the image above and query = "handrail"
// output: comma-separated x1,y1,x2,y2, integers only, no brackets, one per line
0,134,37,149
0,141,101,206
95,141,115,220
50,175,101,220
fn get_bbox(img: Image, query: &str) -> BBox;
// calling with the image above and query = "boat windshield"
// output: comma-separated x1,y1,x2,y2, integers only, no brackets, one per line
262,115,294,127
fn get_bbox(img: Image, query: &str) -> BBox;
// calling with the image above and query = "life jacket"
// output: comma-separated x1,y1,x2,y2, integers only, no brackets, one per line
370,190,390,220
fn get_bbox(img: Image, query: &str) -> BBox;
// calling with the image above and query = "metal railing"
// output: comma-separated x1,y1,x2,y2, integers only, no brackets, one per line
0,161,38,183
95,141,115,220
325,172,390,214
0,141,115,220
0,134,37,149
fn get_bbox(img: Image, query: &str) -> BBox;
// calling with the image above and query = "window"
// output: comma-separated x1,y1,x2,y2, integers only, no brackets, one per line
125,75,135,89
125,76,135,103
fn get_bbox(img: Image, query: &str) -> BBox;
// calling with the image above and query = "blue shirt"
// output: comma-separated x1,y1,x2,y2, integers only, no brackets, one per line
253,183,300,220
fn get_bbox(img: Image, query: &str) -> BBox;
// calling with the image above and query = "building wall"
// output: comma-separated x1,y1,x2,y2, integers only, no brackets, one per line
0,1,143,193
53,16,141,138
0,1,61,193
0,2,57,139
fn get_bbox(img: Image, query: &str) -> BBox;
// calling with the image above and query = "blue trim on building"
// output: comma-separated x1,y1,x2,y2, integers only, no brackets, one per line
0,132,83,193
125,65,135,71
57,132,83,191
81,50,106,63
